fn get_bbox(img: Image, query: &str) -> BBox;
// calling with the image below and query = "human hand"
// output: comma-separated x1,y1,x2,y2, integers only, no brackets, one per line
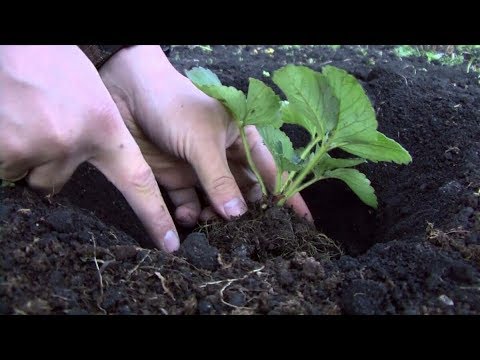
0,45,180,252
99,45,312,226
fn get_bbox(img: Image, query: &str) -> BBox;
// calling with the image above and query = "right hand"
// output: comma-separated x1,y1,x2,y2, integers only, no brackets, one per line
99,45,313,226
0,45,180,252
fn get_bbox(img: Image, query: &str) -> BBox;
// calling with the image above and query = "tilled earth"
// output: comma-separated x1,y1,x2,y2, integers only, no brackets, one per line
1,45,479,314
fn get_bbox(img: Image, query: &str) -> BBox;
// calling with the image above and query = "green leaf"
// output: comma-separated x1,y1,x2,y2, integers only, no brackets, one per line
245,78,282,127
185,67,222,86
280,101,317,137
340,131,412,164
1,180,15,188
294,146,313,161
313,154,366,177
322,65,378,146
273,65,339,138
322,66,411,167
193,84,247,123
325,168,377,208
186,67,247,123
258,126,301,172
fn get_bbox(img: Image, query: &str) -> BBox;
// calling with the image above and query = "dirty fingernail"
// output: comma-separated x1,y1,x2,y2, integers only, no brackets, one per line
164,230,180,253
223,197,247,218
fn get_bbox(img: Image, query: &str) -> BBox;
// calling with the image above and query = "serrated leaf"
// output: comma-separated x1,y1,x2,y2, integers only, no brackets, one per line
185,67,222,86
280,101,317,137
258,126,301,172
322,65,378,145
325,168,377,208
313,154,366,177
245,78,282,127
340,131,412,164
273,65,339,138
193,84,247,123
186,67,247,123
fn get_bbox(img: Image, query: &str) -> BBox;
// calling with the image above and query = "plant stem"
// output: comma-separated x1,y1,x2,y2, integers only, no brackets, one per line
274,169,282,195
279,135,322,194
240,126,267,196
291,176,324,195
278,141,329,206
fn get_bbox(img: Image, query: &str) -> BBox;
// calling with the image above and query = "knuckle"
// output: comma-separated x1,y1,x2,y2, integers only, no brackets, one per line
0,139,26,166
31,100,73,157
93,103,122,135
244,125,259,138
127,162,157,193
48,127,72,157
176,87,226,116
244,125,261,146
210,175,237,193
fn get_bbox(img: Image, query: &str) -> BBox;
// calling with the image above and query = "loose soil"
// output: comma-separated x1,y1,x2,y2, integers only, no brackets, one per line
1,45,479,314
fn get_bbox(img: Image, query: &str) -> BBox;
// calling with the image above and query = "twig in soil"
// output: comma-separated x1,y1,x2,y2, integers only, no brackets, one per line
108,231,118,241
318,60,333,66
459,286,480,291
426,223,469,239
91,234,103,297
199,266,266,287
51,294,70,302
90,232,107,315
219,282,243,309
45,192,54,205
154,271,176,301
444,146,460,155
160,308,169,315
169,255,209,273
126,250,151,279
403,64,417,75
199,266,266,310
99,260,116,274
17,208,31,215
217,253,232,269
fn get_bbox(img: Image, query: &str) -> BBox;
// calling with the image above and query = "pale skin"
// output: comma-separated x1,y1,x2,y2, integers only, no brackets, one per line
0,45,312,253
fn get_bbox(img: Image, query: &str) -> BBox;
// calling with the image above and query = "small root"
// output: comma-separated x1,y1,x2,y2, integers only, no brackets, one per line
155,271,176,301
200,266,265,310
126,250,151,279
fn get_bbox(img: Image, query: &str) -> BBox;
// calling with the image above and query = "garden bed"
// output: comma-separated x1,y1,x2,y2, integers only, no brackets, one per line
1,45,479,314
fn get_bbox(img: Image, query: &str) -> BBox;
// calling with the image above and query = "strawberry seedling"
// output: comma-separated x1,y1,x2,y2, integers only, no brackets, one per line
186,65,412,209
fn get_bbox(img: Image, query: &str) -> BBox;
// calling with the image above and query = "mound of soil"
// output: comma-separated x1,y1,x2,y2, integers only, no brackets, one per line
1,45,479,314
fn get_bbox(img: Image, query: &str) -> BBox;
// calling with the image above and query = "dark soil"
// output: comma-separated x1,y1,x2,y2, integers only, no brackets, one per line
199,200,343,263
1,45,480,315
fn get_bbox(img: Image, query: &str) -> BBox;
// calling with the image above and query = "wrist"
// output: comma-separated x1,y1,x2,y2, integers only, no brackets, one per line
78,45,127,69
109,45,172,69
103,44,180,99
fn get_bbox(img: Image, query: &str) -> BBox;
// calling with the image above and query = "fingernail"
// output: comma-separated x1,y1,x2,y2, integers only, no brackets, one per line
223,197,247,218
164,230,180,253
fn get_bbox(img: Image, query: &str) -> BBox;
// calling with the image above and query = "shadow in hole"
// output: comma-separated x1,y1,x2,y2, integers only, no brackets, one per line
301,179,377,256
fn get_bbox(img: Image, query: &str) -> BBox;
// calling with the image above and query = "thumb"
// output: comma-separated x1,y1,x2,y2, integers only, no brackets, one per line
190,145,247,220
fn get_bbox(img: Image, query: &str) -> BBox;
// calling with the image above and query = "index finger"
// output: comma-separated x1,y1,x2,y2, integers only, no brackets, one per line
90,129,180,253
